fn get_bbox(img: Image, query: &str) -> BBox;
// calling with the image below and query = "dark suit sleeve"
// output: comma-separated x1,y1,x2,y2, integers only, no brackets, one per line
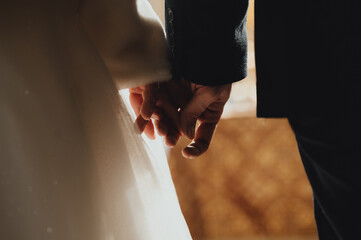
165,0,249,86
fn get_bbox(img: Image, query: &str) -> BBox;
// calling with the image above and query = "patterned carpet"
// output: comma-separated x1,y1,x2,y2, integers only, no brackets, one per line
169,118,318,240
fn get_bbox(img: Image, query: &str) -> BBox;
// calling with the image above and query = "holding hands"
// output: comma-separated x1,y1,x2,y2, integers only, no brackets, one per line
129,79,231,159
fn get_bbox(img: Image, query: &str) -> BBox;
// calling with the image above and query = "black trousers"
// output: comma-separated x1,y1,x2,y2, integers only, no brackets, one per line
288,115,361,240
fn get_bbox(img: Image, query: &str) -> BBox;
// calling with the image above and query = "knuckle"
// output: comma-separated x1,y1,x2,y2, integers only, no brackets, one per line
186,112,199,120
183,115,197,126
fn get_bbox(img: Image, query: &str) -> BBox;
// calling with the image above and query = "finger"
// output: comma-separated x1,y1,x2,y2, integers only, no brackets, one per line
151,108,164,121
129,86,143,94
135,115,156,139
153,105,181,146
198,102,225,123
144,120,156,140
129,93,143,115
158,98,181,130
135,115,149,133
165,128,181,147
180,92,215,139
182,122,217,159
154,119,169,137
141,84,159,120
152,108,168,136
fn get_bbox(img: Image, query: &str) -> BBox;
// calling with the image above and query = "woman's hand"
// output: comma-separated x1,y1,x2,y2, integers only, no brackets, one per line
130,78,232,159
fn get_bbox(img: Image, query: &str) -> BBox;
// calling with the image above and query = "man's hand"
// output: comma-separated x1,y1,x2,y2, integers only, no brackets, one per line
179,80,232,159
129,79,232,159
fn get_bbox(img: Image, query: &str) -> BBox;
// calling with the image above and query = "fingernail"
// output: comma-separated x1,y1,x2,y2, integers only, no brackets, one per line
152,113,160,120
142,113,151,121
188,126,195,139
141,108,153,121
182,146,200,159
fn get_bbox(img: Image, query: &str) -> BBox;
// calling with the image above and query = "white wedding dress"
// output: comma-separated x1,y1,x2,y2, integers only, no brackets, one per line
0,0,191,239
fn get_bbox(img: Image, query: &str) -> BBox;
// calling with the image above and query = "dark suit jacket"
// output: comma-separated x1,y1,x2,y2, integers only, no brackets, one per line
165,0,361,118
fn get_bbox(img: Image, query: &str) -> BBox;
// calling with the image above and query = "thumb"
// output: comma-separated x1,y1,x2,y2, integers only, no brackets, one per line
180,90,215,139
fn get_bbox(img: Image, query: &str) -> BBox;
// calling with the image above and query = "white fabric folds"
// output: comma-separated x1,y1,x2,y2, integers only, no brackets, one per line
0,0,191,239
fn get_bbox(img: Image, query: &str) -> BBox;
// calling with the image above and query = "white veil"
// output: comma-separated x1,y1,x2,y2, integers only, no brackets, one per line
0,0,191,239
